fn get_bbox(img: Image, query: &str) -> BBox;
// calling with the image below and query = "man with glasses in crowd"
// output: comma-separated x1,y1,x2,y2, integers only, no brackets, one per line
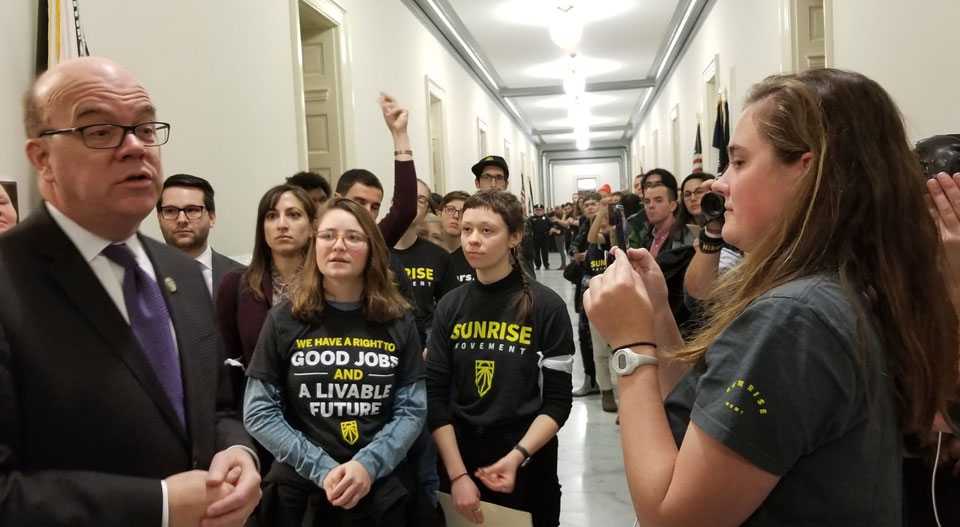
438,190,475,284
156,174,242,303
0,56,259,526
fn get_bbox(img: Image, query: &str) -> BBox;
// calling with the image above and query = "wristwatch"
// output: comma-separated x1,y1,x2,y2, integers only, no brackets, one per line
612,347,659,376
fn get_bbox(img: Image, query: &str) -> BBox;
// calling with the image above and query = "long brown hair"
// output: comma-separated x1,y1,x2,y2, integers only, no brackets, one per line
245,185,317,302
290,198,411,323
682,69,958,435
462,190,533,324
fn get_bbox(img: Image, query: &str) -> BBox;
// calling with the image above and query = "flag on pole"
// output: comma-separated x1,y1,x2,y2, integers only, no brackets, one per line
527,174,535,214
519,173,527,212
692,121,703,173
37,0,91,74
723,98,731,167
712,96,730,173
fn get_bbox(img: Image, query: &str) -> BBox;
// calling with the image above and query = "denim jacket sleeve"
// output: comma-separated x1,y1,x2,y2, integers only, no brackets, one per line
242,377,339,487
352,380,427,481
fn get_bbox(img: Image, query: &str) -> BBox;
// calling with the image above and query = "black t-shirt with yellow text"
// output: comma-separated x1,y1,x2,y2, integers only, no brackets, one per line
246,301,424,463
426,268,573,431
393,238,458,346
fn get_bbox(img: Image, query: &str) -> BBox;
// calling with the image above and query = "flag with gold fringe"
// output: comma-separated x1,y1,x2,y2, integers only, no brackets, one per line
37,0,91,74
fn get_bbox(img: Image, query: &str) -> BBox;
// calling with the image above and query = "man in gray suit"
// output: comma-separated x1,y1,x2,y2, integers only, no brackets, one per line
0,57,260,526
157,174,243,302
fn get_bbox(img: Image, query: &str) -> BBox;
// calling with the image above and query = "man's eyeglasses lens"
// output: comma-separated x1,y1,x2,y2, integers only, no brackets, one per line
317,230,368,248
160,206,204,220
480,174,506,182
442,206,462,217
85,123,169,148
683,190,707,199
417,196,430,208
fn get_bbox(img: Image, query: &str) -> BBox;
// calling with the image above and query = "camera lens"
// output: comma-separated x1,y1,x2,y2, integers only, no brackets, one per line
699,192,726,223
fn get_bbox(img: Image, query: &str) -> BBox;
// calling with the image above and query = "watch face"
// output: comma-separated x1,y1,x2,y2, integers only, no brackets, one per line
616,353,628,370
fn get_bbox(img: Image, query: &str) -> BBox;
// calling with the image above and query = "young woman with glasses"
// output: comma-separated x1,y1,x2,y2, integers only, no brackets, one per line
427,190,573,527
244,198,429,526
585,69,958,526
677,172,716,228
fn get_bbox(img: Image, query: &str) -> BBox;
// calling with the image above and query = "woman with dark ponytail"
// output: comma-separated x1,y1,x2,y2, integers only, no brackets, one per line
426,190,573,527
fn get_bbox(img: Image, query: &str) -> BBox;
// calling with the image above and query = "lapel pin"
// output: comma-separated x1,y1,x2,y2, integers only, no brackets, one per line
164,277,178,293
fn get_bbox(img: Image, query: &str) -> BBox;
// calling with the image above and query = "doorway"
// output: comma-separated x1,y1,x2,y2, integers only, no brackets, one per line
296,1,344,187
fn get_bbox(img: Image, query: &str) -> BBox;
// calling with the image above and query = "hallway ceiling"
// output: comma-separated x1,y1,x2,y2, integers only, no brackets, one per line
407,0,709,151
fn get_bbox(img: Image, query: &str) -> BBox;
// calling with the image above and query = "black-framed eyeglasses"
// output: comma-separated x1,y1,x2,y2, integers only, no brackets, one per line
159,205,205,221
479,173,507,183
442,205,462,217
39,122,170,149
683,189,707,200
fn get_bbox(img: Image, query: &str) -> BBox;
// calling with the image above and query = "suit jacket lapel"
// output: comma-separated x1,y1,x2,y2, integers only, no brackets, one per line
31,208,189,446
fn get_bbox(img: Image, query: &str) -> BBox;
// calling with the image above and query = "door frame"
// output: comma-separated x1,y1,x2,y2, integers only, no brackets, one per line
289,0,350,172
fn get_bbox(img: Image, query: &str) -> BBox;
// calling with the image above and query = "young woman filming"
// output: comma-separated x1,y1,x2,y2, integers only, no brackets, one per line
584,68,958,525
243,198,427,526
426,190,573,527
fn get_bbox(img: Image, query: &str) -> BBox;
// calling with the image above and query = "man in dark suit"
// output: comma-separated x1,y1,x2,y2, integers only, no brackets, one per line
157,174,243,303
0,57,260,526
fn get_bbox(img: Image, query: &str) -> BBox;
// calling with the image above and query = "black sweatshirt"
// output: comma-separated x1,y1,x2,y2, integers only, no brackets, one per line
426,268,573,431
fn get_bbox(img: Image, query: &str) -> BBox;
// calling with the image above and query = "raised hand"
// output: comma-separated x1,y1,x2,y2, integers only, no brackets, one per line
379,92,409,137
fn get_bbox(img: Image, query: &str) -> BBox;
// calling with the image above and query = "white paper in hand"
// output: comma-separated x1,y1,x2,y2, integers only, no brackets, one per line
436,491,533,527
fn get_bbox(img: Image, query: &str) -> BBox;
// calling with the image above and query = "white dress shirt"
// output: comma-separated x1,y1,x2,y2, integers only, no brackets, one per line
195,244,214,297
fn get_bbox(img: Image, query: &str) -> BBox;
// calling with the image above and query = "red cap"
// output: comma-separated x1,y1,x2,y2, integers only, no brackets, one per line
597,183,612,195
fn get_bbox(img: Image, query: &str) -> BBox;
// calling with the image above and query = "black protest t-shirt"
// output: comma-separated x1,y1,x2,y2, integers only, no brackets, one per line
394,237,456,313
585,242,609,277
449,247,476,286
427,268,574,430
247,302,423,463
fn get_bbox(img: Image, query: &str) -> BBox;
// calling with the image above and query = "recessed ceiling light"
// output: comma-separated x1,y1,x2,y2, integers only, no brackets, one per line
526,54,621,80
576,136,591,150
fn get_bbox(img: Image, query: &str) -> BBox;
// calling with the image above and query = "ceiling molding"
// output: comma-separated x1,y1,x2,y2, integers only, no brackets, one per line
627,0,714,139
500,79,657,98
401,0,540,145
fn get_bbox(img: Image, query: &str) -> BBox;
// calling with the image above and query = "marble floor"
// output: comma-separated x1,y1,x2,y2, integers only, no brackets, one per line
534,256,638,527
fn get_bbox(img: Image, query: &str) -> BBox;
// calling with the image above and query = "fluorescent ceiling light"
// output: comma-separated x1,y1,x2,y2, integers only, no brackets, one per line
526,54,621,80
549,6,583,49
496,0,632,27
563,74,585,96
655,0,698,80
576,136,590,151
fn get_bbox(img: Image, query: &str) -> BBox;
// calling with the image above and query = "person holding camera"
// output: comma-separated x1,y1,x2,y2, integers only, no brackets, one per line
584,68,957,525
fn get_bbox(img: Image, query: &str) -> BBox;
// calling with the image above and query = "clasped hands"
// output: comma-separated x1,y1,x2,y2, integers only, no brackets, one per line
451,448,526,524
166,447,261,527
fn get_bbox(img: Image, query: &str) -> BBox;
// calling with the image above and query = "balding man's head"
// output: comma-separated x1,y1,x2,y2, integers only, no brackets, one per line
24,57,165,241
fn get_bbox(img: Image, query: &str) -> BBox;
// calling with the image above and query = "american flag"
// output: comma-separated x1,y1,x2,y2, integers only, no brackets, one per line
519,173,527,210
692,121,703,173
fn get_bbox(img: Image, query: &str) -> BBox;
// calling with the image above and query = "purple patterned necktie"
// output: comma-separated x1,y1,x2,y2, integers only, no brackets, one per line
102,243,185,427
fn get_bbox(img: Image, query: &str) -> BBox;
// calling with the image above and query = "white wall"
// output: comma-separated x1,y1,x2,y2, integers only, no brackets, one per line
633,0,782,181
340,0,538,201
831,0,960,142
552,160,622,204
632,0,960,175
0,0,38,218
